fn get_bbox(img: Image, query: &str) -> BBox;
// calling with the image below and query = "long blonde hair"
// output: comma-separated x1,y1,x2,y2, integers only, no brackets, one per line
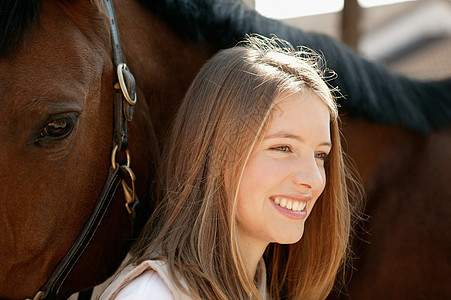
129,35,359,299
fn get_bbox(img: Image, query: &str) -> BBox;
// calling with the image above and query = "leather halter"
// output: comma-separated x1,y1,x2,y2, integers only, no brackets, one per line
28,0,139,299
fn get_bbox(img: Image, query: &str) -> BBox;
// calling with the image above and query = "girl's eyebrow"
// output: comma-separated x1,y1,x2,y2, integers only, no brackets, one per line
265,132,301,141
264,131,332,147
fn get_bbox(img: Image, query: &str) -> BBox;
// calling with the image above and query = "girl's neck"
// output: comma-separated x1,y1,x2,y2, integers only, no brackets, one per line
238,236,268,279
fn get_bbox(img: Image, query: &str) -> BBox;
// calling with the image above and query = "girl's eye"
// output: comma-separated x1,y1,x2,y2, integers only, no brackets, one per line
315,152,330,161
270,145,292,153
38,116,77,140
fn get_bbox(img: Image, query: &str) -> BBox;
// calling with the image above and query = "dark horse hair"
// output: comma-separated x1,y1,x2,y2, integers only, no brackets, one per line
0,0,39,57
2,0,451,132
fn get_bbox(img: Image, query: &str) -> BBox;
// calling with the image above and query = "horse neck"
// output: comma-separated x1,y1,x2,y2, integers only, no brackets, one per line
341,116,419,194
115,0,215,140
341,114,451,216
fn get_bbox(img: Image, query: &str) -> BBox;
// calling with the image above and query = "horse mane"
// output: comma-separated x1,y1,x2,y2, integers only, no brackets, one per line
0,0,40,58
140,0,451,133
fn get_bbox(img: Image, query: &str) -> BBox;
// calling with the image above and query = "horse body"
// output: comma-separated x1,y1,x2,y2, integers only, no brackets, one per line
1,0,450,299
339,118,451,298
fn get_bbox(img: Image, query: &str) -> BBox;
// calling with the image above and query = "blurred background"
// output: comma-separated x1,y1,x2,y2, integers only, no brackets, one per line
243,0,451,80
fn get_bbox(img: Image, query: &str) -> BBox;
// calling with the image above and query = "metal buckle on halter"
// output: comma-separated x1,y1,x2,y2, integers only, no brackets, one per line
115,63,137,121
111,145,139,217
26,291,44,300
121,165,139,218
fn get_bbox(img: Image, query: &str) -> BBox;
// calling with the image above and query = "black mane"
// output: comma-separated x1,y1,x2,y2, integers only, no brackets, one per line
0,0,40,57
140,0,451,133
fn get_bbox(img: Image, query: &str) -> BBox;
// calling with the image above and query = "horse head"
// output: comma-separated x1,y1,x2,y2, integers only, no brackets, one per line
0,0,161,298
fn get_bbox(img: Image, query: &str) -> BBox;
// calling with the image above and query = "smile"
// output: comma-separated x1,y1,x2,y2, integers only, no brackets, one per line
272,196,307,212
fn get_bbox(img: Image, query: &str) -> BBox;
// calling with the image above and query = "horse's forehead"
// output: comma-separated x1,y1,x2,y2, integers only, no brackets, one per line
15,2,108,65
0,1,111,109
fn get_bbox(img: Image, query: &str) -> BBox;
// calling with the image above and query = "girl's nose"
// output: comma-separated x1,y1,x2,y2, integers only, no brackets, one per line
292,156,325,192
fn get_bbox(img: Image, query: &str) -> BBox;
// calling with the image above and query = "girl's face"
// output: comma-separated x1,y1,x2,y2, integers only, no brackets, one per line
236,90,331,254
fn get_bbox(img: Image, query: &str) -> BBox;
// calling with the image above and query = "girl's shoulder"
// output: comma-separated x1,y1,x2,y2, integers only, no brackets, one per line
114,268,173,300
100,260,188,300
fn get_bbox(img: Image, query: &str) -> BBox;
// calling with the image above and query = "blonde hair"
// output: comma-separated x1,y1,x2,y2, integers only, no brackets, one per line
129,35,359,299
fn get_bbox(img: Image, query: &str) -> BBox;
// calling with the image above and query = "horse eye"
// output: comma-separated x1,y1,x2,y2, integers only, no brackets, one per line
39,116,77,139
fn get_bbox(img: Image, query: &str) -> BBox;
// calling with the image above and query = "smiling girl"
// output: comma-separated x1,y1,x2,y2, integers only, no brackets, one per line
101,35,358,300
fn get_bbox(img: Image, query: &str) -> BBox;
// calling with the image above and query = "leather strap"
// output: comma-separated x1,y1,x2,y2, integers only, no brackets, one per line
104,0,128,151
35,166,126,299
103,0,123,68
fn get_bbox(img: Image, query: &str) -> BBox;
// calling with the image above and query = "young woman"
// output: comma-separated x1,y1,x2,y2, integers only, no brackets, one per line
101,35,358,300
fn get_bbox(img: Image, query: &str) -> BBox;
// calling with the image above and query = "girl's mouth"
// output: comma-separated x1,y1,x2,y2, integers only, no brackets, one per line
272,196,307,212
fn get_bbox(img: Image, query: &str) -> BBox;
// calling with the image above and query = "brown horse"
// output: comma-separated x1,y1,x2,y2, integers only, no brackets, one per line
1,0,449,299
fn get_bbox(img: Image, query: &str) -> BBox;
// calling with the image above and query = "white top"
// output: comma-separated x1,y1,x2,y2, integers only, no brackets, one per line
100,260,192,300
113,269,174,300
100,259,267,300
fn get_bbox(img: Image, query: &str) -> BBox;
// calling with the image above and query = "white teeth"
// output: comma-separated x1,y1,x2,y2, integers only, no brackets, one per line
298,202,306,211
280,198,287,208
273,197,306,212
286,200,292,210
